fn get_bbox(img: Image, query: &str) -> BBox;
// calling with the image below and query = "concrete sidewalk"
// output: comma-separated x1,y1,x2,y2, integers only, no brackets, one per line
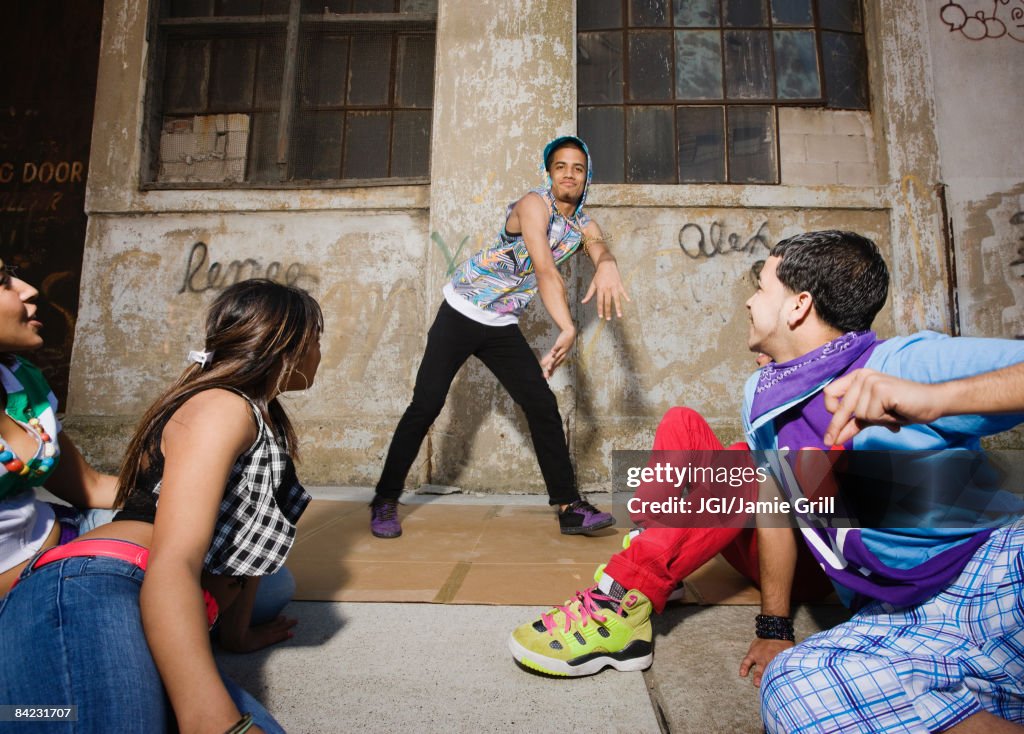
216,489,849,733
216,601,846,733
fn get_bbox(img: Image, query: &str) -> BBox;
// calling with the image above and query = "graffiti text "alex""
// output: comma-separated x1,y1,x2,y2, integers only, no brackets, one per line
678,221,771,259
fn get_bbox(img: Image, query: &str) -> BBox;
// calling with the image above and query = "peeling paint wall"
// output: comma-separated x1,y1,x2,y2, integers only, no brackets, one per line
872,0,954,335
421,0,577,492
69,0,992,491
923,2,1024,339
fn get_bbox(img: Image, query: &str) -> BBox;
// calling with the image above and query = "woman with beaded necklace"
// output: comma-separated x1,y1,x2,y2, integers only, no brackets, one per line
0,258,118,596
0,278,323,734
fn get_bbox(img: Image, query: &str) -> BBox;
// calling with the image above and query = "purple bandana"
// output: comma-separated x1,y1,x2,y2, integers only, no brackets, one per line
750,331,878,425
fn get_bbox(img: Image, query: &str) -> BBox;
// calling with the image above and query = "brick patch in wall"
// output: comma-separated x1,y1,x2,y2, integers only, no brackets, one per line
157,113,250,184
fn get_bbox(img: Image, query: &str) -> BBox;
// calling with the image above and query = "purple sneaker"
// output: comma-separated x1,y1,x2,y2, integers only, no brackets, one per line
558,498,615,535
370,499,402,538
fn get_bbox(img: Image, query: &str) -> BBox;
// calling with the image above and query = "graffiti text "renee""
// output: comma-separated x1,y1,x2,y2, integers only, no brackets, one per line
180,242,316,293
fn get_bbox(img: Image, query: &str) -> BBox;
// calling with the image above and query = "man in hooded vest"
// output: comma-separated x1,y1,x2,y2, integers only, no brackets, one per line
370,136,629,539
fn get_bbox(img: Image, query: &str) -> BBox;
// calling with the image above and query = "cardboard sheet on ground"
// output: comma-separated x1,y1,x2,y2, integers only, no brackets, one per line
287,500,764,605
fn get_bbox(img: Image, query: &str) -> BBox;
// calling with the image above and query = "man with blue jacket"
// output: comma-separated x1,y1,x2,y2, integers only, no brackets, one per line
738,230,1024,732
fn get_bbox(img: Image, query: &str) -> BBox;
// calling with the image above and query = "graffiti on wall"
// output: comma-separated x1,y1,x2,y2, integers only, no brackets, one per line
678,221,771,260
179,242,319,293
431,232,470,276
941,1,1024,41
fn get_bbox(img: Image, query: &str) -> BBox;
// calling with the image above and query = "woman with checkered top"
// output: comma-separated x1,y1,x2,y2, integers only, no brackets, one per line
0,279,323,734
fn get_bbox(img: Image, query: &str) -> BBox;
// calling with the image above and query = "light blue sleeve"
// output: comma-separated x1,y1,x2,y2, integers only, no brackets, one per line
864,331,1024,442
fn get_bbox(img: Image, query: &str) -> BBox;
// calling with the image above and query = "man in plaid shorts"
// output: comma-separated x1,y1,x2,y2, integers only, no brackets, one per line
739,230,1024,732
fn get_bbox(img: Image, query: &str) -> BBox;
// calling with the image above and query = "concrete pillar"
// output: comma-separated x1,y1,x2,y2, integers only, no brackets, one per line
422,0,578,493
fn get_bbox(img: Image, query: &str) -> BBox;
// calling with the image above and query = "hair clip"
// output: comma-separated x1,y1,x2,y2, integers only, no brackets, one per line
187,350,214,367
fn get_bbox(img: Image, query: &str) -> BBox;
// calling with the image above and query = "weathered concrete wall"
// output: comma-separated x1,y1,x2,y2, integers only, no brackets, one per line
923,0,1024,339
871,0,954,335
70,0,983,491
68,211,430,485
572,200,894,486
68,0,433,485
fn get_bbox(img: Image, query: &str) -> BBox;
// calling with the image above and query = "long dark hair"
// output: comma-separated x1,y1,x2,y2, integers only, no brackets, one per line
115,279,323,507
0,259,19,368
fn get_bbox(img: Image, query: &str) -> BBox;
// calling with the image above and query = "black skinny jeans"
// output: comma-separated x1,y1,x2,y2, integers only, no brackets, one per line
375,301,579,506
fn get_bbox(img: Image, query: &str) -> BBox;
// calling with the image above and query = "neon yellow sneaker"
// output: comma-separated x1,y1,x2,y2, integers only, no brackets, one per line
508,585,653,676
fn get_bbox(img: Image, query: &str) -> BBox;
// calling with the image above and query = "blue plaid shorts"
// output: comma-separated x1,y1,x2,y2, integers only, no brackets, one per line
761,521,1024,733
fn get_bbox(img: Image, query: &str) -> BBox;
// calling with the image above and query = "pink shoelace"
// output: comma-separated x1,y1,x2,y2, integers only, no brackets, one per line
541,586,622,635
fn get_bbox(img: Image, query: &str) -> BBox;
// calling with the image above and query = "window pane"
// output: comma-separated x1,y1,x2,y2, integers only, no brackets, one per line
292,111,344,179
302,0,351,13
248,111,279,182
626,106,675,182
675,31,722,99
391,110,430,177
673,0,719,27
579,106,625,182
723,30,771,98
578,32,624,104
400,0,438,11
263,0,290,11
628,31,673,101
822,31,868,108
817,0,861,32
214,0,263,15
353,0,398,11
163,39,209,112
727,105,776,182
771,0,812,25
209,38,257,109
300,35,350,106
723,0,767,26
631,0,671,26
254,36,285,108
578,0,623,30
343,111,390,178
348,34,393,104
396,35,435,107
773,30,819,99
167,0,214,17
677,106,724,182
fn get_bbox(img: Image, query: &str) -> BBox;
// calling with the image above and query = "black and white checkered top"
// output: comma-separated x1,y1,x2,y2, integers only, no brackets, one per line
118,392,311,577
200,397,311,576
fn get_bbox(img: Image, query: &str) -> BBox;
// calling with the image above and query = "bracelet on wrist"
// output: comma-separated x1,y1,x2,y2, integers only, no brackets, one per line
224,713,253,734
755,613,795,642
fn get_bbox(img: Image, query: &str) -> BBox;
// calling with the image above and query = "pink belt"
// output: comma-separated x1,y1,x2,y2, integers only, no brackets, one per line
16,538,220,627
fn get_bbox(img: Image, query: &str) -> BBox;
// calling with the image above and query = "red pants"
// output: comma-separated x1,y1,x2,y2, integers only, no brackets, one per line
604,407,833,612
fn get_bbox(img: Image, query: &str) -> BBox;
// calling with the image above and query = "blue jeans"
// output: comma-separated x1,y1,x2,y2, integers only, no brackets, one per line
252,566,296,625
0,556,285,733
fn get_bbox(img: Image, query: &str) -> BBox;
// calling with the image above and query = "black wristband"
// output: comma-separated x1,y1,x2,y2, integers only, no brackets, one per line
755,613,795,641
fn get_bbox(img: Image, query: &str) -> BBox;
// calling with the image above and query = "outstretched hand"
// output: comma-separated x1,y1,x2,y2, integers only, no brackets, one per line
823,368,944,446
581,261,630,320
739,637,793,687
540,328,577,379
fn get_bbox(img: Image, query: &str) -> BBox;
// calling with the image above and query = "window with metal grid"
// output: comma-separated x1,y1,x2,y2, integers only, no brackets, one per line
577,0,869,184
143,0,436,187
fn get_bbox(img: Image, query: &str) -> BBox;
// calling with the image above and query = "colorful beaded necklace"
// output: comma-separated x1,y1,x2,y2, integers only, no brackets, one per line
0,407,57,479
